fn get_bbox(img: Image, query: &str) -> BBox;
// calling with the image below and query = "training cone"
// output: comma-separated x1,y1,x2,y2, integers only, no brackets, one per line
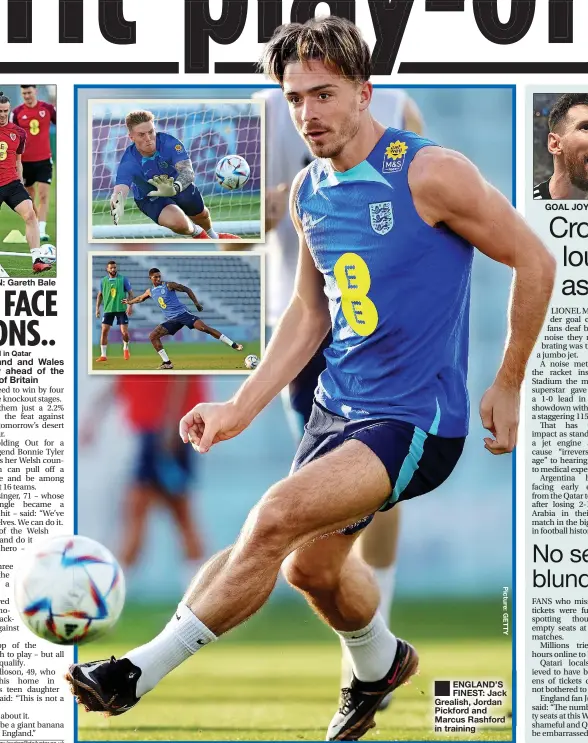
3,230,28,244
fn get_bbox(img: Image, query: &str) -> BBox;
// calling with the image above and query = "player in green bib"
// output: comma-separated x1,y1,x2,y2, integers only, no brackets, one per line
95,260,134,362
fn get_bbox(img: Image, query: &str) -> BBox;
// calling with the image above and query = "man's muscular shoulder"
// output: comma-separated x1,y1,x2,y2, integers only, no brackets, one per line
408,146,483,226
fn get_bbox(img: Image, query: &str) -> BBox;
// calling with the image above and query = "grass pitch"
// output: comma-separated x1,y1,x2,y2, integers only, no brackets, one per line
0,176,57,278
78,599,512,742
92,193,261,240
91,341,261,372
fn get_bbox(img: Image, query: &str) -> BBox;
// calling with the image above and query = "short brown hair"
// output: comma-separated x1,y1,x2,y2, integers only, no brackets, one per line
259,16,371,86
125,110,154,131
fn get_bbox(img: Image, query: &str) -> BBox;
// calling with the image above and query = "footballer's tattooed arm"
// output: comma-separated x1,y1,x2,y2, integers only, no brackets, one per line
174,159,195,192
123,288,151,305
167,282,203,311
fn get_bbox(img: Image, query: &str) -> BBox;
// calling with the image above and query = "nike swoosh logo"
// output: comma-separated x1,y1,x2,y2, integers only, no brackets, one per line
175,613,181,621
307,215,326,227
196,639,206,645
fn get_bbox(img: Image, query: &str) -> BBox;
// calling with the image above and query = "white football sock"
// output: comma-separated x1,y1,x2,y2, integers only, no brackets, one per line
191,223,204,236
123,341,129,351
158,349,170,363
374,565,396,625
206,228,219,239
340,566,397,686
100,345,107,357
39,221,47,235
124,602,216,697
336,612,397,683
219,334,234,347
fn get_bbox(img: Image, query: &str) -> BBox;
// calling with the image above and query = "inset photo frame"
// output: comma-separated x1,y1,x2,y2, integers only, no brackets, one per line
88,251,264,373
87,97,264,243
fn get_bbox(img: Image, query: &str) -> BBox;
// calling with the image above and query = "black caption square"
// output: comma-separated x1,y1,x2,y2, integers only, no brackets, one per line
435,680,451,696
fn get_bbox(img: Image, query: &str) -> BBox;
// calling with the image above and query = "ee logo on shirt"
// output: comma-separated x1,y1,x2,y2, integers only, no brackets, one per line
334,253,378,337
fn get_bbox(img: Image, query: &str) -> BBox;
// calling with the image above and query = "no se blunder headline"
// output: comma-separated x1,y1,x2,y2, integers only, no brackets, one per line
533,545,588,591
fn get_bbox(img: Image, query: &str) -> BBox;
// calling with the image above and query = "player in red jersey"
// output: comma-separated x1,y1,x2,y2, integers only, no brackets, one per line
79,375,207,570
11,85,56,242
0,92,48,273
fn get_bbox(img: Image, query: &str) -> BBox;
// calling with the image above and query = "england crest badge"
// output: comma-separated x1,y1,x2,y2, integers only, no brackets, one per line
369,201,393,235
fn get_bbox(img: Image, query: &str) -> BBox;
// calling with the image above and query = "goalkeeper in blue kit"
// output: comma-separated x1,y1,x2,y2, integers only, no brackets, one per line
110,110,239,240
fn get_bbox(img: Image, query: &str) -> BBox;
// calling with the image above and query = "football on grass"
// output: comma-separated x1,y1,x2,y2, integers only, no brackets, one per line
33,244,56,265
14,535,125,645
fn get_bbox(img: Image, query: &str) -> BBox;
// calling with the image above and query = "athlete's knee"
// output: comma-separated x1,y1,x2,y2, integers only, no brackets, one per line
22,205,37,223
282,552,341,594
243,484,296,556
167,218,192,235
159,208,191,234
148,328,161,343
192,207,209,222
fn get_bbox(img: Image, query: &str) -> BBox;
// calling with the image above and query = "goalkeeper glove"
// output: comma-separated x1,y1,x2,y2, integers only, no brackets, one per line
147,174,180,198
110,192,125,225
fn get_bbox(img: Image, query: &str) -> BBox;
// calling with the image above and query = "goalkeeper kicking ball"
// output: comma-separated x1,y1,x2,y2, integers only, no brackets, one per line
14,535,125,645
215,155,250,191
244,354,259,370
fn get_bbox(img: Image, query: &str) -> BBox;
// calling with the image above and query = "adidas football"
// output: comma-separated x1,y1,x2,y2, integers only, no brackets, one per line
215,155,250,191
14,535,125,645
33,244,56,265
244,354,259,370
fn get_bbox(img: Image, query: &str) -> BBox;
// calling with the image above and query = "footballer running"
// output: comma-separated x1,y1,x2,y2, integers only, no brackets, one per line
11,85,56,241
0,92,49,273
95,260,133,362
110,110,240,240
67,16,555,741
123,268,243,370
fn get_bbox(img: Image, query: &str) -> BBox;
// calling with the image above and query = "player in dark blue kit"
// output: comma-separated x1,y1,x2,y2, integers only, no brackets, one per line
110,110,239,240
123,268,243,370
68,17,555,741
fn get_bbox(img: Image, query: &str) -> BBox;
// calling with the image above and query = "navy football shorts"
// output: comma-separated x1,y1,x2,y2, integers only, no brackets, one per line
136,184,205,224
161,311,199,335
292,402,465,535
101,311,128,326
135,432,195,498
